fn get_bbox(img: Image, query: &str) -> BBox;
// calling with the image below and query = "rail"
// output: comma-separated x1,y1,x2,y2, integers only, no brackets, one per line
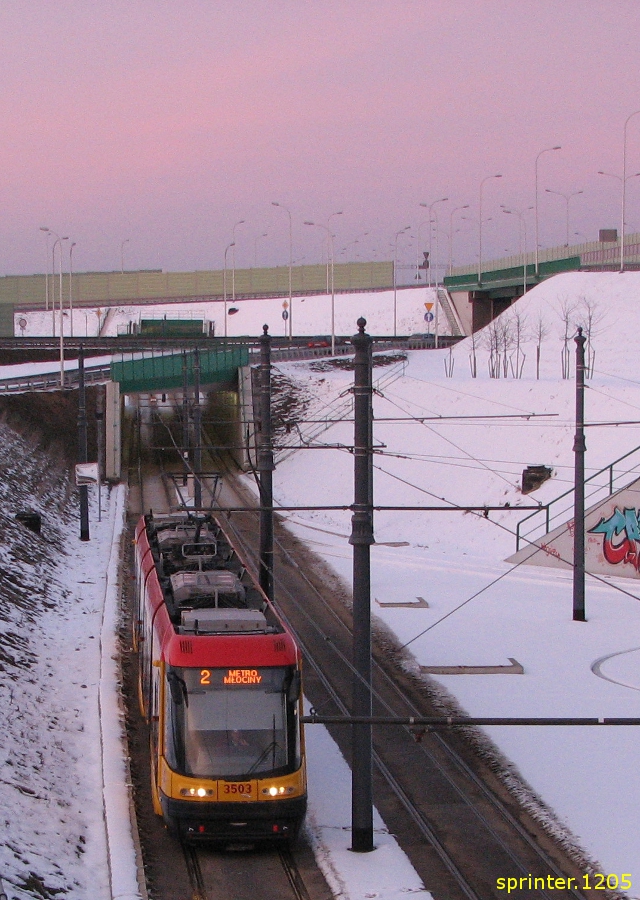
515,443,640,551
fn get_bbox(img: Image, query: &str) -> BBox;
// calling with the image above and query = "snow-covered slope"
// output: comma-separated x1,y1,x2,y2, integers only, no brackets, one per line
269,272,640,882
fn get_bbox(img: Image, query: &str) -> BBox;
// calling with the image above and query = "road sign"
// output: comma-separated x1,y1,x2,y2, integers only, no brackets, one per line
282,300,289,309
425,302,434,311
424,312,434,323
282,310,289,320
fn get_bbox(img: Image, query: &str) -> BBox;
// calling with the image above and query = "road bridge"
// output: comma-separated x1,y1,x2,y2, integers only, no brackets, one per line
443,228,640,331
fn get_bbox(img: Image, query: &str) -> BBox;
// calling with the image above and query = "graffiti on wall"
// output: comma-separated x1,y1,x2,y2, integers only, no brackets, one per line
588,507,640,572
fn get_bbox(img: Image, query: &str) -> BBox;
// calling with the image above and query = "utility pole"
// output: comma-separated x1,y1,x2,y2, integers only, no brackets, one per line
573,326,586,621
96,385,104,523
258,325,275,600
193,348,202,510
77,346,90,541
349,317,374,852
182,352,189,486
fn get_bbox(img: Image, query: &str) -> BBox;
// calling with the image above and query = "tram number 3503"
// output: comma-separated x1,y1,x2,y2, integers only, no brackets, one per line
222,782,252,796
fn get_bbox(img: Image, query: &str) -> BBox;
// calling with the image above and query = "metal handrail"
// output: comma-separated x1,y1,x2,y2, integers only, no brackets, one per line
515,443,640,551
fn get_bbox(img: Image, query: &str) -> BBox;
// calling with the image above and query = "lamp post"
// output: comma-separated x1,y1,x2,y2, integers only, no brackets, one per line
272,202,293,339
304,219,339,354
69,242,76,338
534,146,561,276
621,110,640,272
448,205,469,276
415,219,430,281
41,230,52,311
502,206,533,295
393,226,410,337
223,241,235,339
598,167,640,269
326,211,343,293
254,232,268,267
419,198,448,287
544,189,583,247
231,219,245,305
120,238,130,275
478,176,502,284
40,227,68,386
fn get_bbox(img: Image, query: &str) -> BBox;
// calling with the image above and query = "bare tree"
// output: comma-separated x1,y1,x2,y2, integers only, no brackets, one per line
483,318,502,378
575,295,607,378
557,295,578,379
532,311,550,380
508,307,528,378
469,329,479,378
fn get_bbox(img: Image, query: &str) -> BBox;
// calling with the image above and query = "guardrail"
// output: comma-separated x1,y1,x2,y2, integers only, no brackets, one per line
0,363,111,394
515,444,640,551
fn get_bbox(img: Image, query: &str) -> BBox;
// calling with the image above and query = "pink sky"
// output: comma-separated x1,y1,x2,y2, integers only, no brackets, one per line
2,1,640,277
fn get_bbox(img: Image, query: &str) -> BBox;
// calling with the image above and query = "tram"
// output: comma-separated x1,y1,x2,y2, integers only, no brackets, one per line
133,512,307,843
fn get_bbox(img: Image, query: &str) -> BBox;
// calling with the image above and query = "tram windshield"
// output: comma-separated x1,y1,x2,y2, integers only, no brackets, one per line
165,665,299,780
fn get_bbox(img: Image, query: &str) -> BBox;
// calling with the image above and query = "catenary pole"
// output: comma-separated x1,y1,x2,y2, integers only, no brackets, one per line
193,348,202,510
573,326,586,621
258,325,275,600
78,345,90,541
349,317,374,852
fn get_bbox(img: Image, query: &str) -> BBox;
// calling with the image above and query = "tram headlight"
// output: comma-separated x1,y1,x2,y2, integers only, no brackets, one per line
180,787,214,798
261,785,295,796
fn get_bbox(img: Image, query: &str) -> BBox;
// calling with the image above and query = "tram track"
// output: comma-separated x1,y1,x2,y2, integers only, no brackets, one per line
129,395,610,900
210,469,606,900
180,836,315,900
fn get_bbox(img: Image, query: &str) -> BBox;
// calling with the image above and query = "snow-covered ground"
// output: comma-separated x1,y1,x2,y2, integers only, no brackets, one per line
5,271,640,897
15,284,450,344
268,272,640,891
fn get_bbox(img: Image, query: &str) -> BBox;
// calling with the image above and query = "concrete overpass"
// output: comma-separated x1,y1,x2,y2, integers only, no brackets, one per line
443,229,640,332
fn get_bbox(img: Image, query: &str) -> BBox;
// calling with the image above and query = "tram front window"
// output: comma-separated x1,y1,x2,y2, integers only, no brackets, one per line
165,666,294,779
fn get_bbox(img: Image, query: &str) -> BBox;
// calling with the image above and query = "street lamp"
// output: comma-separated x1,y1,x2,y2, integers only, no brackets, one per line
69,242,77,338
272,202,293,339
393,226,410,337
120,238,130,274
419,198,448,287
620,110,640,271
502,206,533,295
534,146,561,276
415,219,430,281
40,227,68,387
223,241,235,338
598,170,640,265
478,176,502,284
41,229,52,311
545,189,584,247
304,219,339,354
231,219,245,305
254,232,268,267
326,211,343,293
448,205,469,276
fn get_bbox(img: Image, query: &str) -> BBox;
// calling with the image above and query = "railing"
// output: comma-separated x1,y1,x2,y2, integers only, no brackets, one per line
436,287,465,337
0,363,112,394
515,444,640,551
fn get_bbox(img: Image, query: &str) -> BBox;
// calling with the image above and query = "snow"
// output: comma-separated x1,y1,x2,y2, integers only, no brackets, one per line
5,271,640,897
16,284,449,344
267,272,640,891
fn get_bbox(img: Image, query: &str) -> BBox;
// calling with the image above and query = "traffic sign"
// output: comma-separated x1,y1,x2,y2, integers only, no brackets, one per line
282,310,289,320
425,302,434,311
282,300,289,309
424,311,434,323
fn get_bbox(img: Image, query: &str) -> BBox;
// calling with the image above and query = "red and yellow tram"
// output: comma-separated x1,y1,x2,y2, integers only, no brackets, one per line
133,512,307,843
